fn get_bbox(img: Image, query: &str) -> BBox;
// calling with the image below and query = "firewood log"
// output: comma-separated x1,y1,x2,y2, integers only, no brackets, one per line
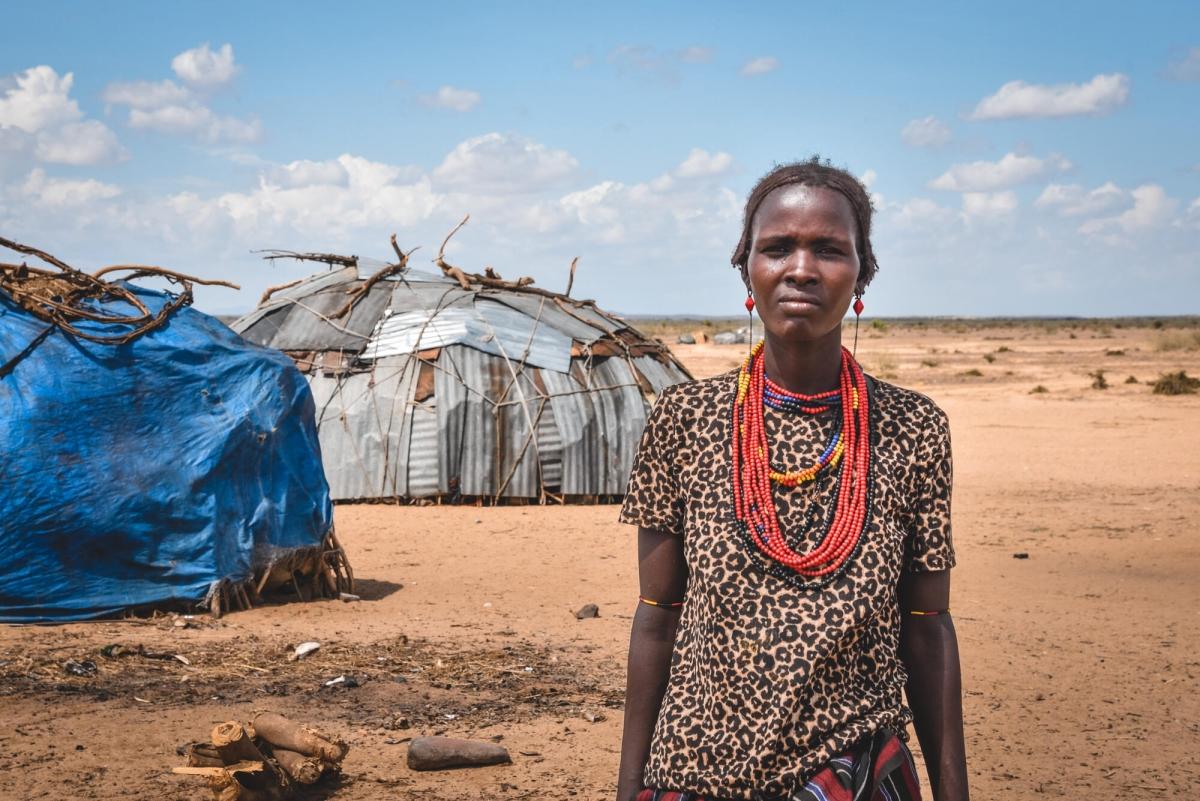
251,712,348,765
272,748,323,784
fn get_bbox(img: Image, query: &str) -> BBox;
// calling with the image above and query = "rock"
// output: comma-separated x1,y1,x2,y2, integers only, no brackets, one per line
406,736,511,771
339,592,361,602
581,710,607,723
574,603,600,620
692,330,710,344
713,331,738,345
289,641,320,661
63,659,97,677
676,334,696,344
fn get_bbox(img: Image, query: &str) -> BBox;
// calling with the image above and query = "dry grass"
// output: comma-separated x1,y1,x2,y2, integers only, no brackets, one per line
1153,330,1200,352
1152,371,1200,395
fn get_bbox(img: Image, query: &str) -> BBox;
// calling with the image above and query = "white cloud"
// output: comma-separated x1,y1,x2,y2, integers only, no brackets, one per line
20,167,120,207
962,191,1018,219
101,79,190,110
1164,47,1200,82
885,197,956,230
269,159,351,188
860,169,877,189
34,120,126,165
417,85,481,112
675,148,733,178
0,66,126,167
970,73,1130,120
171,43,240,88
900,116,952,148
128,104,262,143
1079,184,1179,238
930,152,1071,192
678,46,714,64
0,66,81,133
433,132,577,192
1035,182,1125,217
571,53,593,70
740,57,779,76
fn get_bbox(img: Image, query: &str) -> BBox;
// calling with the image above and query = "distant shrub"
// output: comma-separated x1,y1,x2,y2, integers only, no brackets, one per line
1152,371,1200,395
1154,331,1200,352
871,319,889,333
1105,349,1125,356
1090,370,1108,390
1030,385,1048,394
983,354,996,363
961,369,983,377
920,359,939,368
996,346,1012,353
1125,375,1138,384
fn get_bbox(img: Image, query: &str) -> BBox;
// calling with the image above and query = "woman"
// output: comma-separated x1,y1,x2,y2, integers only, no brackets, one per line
617,159,969,801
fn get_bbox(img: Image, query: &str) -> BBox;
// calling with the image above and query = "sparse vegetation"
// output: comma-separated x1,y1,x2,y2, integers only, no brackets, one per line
1154,330,1200,352
983,353,996,363
996,346,1012,353
920,359,939,368
1090,370,1108,390
870,319,889,333
1105,349,1125,356
1030,385,1048,394
1125,375,1139,384
961,369,983,377
1152,371,1200,395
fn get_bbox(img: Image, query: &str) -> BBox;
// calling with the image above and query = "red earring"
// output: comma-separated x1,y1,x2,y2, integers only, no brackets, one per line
852,293,863,356
744,293,755,312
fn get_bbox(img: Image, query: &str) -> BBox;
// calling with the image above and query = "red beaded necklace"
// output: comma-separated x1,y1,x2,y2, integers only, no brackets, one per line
731,340,873,584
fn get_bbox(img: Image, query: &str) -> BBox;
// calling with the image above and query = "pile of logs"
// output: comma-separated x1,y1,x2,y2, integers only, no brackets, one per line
174,712,348,800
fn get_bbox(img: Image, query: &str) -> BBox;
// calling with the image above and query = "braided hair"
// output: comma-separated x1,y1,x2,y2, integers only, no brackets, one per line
731,157,878,292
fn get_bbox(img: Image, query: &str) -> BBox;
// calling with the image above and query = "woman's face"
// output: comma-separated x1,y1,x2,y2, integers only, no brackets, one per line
744,184,861,344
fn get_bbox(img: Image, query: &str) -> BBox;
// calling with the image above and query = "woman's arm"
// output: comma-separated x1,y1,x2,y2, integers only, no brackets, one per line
616,526,688,801
899,569,969,801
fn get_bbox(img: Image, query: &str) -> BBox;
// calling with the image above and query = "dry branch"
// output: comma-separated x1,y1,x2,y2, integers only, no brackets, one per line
258,278,304,306
565,256,579,297
255,250,358,268
331,238,418,319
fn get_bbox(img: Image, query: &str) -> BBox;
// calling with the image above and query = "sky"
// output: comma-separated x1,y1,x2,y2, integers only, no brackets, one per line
1,1,1197,317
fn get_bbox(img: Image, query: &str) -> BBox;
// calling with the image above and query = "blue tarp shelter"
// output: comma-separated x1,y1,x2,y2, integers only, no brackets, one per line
0,283,334,623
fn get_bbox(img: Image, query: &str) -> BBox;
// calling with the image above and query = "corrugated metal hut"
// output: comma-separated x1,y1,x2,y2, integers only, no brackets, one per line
232,231,692,503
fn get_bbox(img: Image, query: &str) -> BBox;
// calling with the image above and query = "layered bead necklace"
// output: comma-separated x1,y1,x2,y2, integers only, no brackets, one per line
731,340,873,586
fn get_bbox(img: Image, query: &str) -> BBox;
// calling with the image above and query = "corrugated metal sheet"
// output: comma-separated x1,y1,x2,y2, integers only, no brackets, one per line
360,301,572,373
481,292,605,343
493,365,545,498
307,356,417,500
632,354,691,395
387,281,475,316
536,393,563,489
275,266,359,300
262,284,391,352
406,400,440,497
435,346,494,497
592,358,649,492
539,368,597,495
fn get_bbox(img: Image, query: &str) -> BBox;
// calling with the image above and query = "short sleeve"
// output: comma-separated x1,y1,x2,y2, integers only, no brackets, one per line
619,389,684,536
906,408,956,572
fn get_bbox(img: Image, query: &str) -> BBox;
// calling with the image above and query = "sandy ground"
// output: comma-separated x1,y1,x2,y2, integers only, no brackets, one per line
2,322,1199,801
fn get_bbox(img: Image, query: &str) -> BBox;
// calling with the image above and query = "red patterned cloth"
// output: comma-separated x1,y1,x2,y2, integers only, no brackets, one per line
635,729,921,801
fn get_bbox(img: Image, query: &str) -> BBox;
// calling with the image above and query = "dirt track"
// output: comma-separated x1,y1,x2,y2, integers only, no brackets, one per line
2,323,1198,800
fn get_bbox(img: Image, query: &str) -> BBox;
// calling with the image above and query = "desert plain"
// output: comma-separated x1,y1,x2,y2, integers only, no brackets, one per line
1,319,1198,801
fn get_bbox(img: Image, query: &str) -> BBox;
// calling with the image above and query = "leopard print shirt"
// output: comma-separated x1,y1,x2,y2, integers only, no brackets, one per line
619,369,955,801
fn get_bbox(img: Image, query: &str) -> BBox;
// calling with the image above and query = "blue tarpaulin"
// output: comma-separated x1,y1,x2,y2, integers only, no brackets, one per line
0,284,333,623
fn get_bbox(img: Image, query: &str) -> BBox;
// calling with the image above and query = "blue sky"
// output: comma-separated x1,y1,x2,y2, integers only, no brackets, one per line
1,1,1197,316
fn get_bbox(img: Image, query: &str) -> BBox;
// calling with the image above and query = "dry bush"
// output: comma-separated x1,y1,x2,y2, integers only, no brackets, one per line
1152,371,1200,395
1090,370,1108,390
961,369,983,377
1153,330,1200,352
1030,385,1048,394
1125,375,1139,384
